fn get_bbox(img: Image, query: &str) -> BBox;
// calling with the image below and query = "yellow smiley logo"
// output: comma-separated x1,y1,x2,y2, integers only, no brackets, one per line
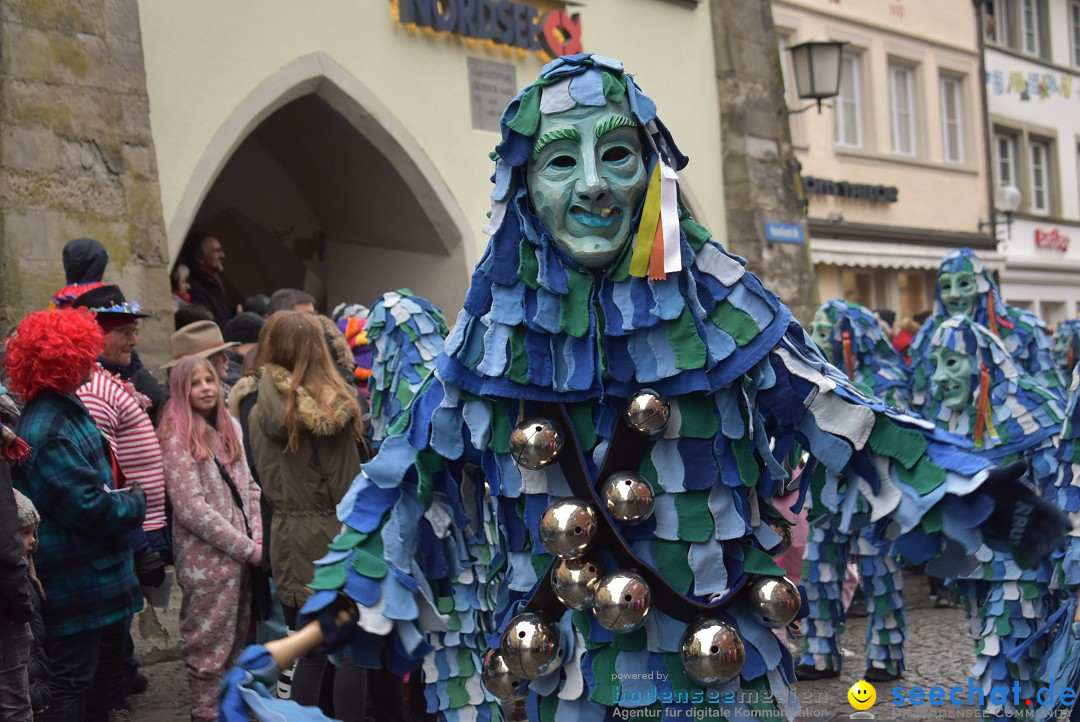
848,680,876,711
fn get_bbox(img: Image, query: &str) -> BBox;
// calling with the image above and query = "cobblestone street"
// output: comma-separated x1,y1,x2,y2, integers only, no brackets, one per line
132,574,984,721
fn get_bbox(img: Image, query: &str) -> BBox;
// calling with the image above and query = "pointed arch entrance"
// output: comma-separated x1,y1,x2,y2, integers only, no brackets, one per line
169,53,472,316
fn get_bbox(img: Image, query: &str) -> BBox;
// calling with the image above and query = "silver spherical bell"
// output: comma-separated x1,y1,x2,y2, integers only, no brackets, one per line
768,520,793,555
747,576,802,629
551,557,605,610
592,571,652,632
624,389,670,435
510,418,563,470
680,618,746,686
481,649,526,702
539,498,597,560
499,613,564,680
600,472,655,523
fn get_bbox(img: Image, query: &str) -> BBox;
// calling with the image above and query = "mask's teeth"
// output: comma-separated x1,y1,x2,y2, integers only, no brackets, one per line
600,208,613,218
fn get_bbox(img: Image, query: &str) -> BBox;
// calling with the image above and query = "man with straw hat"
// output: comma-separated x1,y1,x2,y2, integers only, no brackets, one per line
163,320,238,382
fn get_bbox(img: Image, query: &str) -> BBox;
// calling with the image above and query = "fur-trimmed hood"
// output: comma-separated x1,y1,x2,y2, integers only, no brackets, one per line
227,374,258,419
256,363,360,439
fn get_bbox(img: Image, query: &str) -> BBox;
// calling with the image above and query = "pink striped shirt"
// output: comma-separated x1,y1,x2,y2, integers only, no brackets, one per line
78,366,167,532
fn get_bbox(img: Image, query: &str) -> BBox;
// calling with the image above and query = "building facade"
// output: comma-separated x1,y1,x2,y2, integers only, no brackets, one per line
135,0,726,317
773,0,995,324
983,0,1080,326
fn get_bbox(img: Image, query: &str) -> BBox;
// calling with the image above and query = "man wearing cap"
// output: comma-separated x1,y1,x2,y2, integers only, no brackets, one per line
221,313,264,389
163,320,238,384
73,286,169,705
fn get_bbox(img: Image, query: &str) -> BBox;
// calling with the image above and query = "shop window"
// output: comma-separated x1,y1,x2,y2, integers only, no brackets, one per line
889,64,917,157
834,53,864,149
939,75,965,164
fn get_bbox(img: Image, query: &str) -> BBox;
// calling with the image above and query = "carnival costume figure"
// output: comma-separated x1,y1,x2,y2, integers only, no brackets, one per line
797,300,910,682
367,290,450,448
291,56,1066,722
921,316,1075,718
1053,319,1080,379
910,248,1065,407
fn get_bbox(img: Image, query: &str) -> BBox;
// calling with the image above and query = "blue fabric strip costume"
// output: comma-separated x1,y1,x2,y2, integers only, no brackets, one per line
799,300,909,679
291,57,1065,722
917,317,1076,719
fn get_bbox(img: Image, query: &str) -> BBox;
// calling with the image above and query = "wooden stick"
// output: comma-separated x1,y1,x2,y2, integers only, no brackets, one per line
264,607,357,671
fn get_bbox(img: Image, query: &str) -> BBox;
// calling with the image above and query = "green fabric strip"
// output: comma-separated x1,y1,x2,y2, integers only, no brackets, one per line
743,546,786,576
666,307,708,370
675,395,718,439
507,326,529,385
309,561,347,590
601,70,626,104
652,539,693,594
519,237,540,290
868,418,927,470
674,490,712,542
709,300,759,347
560,269,593,338
506,85,541,137
491,402,512,453
895,455,947,496
590,649,620,704
567,402,597,451
415,449,442,509
680,218,712,252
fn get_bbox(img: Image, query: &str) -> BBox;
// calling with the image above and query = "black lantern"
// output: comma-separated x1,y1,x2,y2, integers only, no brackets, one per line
787,39,847,114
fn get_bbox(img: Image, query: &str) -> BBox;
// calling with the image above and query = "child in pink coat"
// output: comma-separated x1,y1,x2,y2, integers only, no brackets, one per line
158,356,262,722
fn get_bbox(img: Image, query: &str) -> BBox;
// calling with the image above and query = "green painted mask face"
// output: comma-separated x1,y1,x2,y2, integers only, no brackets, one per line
938,270,979,317
810,310,833,357
526,97,649,270
1053,330,1072,367
931,348,974,411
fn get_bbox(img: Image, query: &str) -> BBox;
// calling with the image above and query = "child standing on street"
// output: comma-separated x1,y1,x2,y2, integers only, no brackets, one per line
13,490,50,720
157,356,261,722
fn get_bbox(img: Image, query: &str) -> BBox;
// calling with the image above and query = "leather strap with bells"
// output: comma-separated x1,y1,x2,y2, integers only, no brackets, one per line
523,401,748,624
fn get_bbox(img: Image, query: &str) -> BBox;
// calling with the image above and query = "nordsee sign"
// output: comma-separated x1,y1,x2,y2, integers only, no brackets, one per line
396,0,583,57
764,222,805,244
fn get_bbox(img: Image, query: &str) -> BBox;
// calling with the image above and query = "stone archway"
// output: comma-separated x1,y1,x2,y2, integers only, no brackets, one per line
169,53,472,315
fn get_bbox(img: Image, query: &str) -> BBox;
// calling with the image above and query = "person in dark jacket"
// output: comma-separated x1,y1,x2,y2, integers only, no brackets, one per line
50,238,109,308
184,232,233,329
0,460,34,722
7,310,147,722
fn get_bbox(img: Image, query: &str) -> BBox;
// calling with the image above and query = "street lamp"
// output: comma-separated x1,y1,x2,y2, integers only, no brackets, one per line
787,38,847,114
978,184,1022,239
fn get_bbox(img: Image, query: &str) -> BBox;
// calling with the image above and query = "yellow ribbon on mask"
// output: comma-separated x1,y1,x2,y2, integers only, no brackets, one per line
629,163,663,278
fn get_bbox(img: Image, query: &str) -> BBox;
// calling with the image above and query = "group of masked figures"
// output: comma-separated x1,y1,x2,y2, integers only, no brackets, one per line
222,55,1080,722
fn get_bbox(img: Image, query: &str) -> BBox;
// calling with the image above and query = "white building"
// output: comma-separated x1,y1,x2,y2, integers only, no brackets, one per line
983,0,1080,326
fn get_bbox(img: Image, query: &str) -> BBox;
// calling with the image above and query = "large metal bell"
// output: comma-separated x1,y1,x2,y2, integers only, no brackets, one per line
551,557,605,610
747,576,802,629
624,389,670,435
499,612,564,680
768,520,793,555
510,418,563,470
600,472,655,523
481,649,526,702
679,618,746,686
539,498,597,559
592,571,652,632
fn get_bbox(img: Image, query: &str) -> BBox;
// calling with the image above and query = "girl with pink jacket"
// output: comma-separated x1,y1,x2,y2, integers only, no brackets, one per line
158,356,262,722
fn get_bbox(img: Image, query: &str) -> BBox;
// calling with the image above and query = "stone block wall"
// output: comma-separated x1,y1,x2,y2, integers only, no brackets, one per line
0,0,172,364
711,0,818,326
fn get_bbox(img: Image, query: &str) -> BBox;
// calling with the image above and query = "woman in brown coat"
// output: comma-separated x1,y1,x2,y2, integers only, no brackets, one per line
247,311,368,721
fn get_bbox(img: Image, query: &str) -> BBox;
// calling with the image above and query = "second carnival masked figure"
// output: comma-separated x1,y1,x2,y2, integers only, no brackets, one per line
910,248,1065,407
797,300,910,682
1053,319,1080,381
292,56,1068,722
919,316,1077,718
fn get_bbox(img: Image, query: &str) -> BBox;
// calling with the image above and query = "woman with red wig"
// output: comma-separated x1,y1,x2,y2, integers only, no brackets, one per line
6,309,147,722
157,355,261,722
